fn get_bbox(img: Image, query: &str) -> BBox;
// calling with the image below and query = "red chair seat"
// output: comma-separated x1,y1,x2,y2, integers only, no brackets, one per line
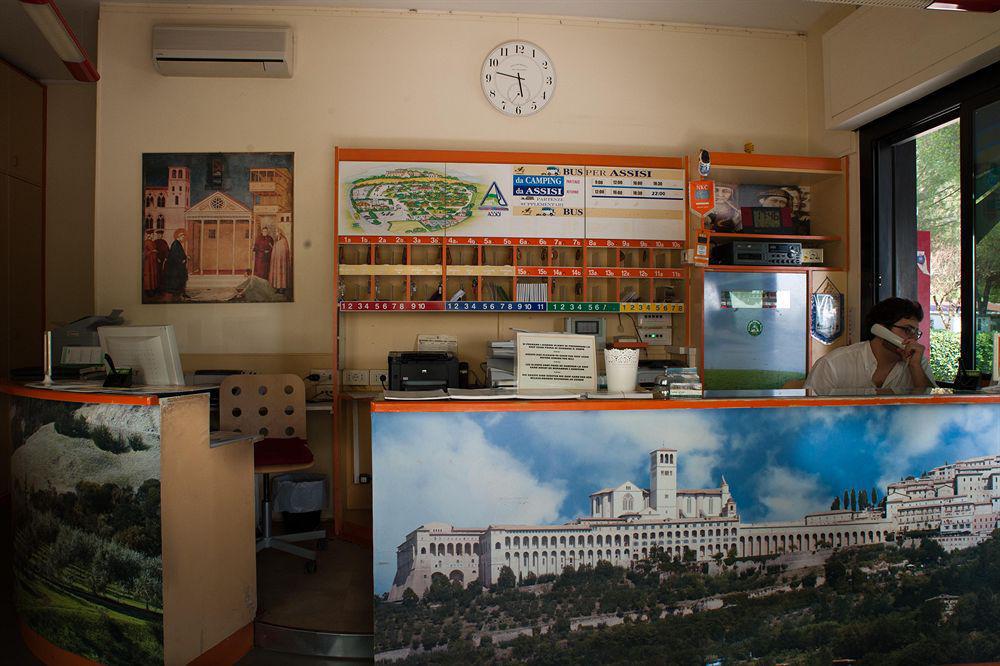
254,437,313,468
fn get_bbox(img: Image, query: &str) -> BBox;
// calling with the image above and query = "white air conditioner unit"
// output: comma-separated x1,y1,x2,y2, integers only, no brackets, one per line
152,25,293,78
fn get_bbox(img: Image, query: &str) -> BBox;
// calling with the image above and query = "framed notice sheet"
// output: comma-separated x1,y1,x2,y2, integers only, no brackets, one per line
516,333,597,390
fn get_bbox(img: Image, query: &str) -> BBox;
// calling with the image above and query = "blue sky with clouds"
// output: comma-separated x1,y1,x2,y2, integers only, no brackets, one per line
372,403,998,593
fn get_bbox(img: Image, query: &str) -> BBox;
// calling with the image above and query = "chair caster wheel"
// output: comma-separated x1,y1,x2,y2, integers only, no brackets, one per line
316,539,328,551
305,560,317,574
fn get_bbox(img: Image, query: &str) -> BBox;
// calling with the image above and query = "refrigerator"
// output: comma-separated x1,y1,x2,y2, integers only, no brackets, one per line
702,271,808,390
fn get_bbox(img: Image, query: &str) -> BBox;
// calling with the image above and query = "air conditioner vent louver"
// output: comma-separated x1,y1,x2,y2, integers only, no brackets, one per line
807,0,930,7
152,25,293,78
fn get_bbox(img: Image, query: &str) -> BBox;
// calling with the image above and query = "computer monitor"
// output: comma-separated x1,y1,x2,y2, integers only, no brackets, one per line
98,325,185,386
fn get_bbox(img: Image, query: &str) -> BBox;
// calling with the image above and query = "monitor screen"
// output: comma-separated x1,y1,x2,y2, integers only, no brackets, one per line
98,325,185,386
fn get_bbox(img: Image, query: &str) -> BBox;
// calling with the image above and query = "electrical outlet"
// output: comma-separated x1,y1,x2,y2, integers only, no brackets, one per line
369,369,388,387
310,368,333,382
343,369,368,386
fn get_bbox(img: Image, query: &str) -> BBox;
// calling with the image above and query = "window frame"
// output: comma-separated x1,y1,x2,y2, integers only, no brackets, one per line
859,63,1000,381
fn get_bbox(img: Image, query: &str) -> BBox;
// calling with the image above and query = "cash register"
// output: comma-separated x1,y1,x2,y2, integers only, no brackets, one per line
388,351,461,391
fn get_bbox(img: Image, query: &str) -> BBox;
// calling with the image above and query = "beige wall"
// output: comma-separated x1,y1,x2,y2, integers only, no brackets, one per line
823,8,1000,130
806,6,858,343
46,83,96,328
95,4,811,357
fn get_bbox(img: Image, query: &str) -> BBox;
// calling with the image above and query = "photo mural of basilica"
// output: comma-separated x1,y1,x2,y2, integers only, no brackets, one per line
388,449,1000,601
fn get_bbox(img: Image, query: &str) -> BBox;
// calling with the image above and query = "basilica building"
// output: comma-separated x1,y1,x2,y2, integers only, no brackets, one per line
386,450,1000,601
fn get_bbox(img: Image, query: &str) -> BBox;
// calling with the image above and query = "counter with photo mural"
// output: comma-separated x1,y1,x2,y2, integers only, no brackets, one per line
370,391,999,664
1,384,257,666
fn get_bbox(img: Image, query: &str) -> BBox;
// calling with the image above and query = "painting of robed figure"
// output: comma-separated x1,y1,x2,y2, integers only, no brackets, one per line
141,152,294,303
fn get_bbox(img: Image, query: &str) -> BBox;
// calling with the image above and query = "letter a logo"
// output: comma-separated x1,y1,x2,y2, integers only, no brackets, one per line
478,182,509,211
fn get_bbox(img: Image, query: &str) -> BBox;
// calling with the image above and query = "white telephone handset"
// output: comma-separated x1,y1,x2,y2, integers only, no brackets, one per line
871,323,906,349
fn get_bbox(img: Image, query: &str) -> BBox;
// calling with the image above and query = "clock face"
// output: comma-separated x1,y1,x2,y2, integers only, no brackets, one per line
481,40,556,117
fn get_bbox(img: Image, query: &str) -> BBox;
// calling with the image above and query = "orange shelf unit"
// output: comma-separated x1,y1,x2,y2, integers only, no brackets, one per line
686,150,851,382
687,151,849,272
332,146,692,540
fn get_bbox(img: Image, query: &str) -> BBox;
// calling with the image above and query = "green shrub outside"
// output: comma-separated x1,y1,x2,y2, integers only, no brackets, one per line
929,329,995,381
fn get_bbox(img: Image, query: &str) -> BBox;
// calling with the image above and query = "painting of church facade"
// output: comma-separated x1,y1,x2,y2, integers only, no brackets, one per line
141,152,294,303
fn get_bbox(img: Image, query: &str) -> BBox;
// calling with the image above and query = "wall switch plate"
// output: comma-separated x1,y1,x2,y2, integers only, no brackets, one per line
343,369,368,386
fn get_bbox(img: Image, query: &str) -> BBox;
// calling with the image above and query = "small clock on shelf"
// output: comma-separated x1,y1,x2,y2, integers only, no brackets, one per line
481,40,556,117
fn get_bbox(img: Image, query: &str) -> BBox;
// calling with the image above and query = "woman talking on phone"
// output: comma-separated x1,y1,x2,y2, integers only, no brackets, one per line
804,297,936,392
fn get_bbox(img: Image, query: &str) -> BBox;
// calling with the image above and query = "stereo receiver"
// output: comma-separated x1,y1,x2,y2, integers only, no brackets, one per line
710,241,802,266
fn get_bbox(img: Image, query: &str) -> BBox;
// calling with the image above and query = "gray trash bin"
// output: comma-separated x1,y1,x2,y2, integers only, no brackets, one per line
273,472,328,533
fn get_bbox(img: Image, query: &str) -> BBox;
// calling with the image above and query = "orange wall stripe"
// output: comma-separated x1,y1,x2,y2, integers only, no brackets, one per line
187,623,253,666
335,147,684,169
0,382,158,405
372,394,1000,414
20,621,103,666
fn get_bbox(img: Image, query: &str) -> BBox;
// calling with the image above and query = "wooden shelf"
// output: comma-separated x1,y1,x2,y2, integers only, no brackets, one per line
704,265,845,273
703,152,846,187
706,232,840,242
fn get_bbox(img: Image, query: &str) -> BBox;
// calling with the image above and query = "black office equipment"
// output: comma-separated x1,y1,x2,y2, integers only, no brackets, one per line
388,351,460,391
102,354,133,388
711,240,802,266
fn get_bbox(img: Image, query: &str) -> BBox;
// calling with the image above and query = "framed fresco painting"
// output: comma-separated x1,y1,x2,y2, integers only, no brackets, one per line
141,152,294,303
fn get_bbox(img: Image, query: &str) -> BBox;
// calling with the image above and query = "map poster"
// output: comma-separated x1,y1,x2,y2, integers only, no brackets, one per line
339,161,586,240
340,162,451,238
584,166,686,241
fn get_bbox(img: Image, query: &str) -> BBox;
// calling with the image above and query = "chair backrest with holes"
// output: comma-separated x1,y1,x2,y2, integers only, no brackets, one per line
220,374,307,440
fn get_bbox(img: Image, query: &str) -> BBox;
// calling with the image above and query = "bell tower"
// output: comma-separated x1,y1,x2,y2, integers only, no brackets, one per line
649,448,678,519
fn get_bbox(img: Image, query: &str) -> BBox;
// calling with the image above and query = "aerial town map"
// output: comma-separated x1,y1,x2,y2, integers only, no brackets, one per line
346,168,481,234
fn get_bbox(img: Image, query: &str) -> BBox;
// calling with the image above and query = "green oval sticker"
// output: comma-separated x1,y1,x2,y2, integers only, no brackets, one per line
747,320,763,337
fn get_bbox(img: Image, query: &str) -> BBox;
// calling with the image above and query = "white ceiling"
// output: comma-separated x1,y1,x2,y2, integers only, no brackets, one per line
3,0,844,82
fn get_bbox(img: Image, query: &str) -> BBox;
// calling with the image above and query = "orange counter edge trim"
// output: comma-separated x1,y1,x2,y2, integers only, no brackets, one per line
0,382,158,405
372,394,1000,413
188,623,254,665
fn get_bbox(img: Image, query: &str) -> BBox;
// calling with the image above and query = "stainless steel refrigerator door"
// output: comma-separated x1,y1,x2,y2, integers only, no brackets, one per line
703,271,807,389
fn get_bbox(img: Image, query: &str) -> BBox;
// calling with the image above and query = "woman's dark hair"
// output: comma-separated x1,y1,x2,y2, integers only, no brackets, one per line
864,297,924,337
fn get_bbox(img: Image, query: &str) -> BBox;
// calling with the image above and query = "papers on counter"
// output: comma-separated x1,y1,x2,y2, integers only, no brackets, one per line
383,388,584,401
585,390,654,399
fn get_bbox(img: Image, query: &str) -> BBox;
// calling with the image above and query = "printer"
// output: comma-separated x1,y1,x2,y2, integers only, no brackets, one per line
388,351,461,391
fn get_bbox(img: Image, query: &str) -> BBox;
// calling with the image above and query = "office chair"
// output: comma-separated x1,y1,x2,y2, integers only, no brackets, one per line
220,374,326,573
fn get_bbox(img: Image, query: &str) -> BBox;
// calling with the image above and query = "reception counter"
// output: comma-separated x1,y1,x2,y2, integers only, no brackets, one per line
369,391,999,663
2,383,256,666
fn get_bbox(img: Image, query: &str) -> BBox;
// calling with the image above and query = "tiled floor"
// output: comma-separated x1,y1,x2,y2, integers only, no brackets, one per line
254,532,373,635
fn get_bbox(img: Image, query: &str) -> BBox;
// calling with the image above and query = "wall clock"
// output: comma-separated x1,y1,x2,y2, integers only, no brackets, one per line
481,40,556,117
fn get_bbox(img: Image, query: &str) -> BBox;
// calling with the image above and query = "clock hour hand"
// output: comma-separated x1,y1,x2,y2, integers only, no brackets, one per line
496,71,525,99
